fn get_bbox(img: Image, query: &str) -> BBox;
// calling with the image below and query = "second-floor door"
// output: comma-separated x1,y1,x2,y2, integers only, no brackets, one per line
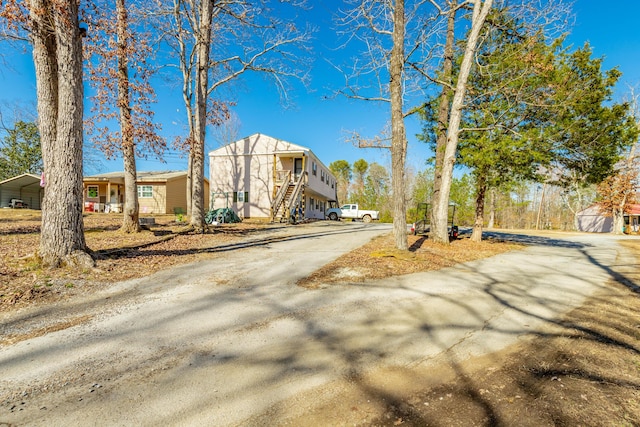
294,158,303,180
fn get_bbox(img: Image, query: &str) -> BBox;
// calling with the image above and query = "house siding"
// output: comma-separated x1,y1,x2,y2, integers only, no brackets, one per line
165,178,185,214
83,171,208,216
576,210,613,233
211,151,272,218
138,182,166,214
209,133,337,220
576,204,640,233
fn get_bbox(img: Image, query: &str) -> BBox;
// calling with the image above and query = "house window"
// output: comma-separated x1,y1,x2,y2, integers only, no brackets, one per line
310,197,314,211
321,170,324,183
233,191,249,203
138,185,153,198
87,186,99,198
312,162,317,176
331,179,334,189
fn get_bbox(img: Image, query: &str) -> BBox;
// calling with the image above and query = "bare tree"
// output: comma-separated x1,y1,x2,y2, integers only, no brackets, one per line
335,1,442,250
0,0,94,267
429,0,459,241
430,0,493,243
389,0,409,250
84,0,165,233
211,112,242,148
154,0,312,231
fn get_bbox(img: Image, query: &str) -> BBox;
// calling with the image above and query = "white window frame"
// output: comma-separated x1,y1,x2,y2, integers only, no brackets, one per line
138,185,153,198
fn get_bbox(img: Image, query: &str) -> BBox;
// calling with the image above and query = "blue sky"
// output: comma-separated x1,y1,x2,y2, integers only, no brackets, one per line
1,0,639,176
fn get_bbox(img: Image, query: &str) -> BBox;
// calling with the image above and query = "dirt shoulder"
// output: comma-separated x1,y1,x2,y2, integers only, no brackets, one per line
255,240,640,426
1,211,286,312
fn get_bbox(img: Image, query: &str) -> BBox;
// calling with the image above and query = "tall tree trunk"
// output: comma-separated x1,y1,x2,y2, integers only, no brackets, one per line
612,206,625,234
430,0,457,237
187,151,193,217
535,183,546,230
487,187,495,229
471,175,486,242
432,0,493,243
390,0,407,250
174,0,194,219
32,0,93,268
116,0,140,233
190,0,213,232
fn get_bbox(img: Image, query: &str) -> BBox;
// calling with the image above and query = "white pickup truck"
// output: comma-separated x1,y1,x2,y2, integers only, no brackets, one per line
325,203,379,223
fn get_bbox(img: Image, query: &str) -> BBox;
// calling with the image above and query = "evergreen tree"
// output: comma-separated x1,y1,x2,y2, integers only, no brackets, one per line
0,121,42,180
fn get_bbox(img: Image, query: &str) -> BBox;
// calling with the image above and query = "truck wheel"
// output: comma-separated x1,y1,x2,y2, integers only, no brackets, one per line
329,212,338,221
362,214,372,223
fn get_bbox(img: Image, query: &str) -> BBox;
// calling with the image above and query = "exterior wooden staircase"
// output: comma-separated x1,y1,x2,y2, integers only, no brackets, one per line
271,171,307,223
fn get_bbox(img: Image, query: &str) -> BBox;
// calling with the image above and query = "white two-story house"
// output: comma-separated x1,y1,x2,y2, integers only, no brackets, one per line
208,133,338,222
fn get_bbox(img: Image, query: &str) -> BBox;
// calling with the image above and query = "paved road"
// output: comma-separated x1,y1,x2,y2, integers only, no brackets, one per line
0,225,635,426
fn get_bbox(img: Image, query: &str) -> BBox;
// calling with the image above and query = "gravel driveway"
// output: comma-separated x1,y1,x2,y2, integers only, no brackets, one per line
0,225,631,426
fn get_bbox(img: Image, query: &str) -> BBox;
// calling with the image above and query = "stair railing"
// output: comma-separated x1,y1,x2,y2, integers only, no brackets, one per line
271,171,291,221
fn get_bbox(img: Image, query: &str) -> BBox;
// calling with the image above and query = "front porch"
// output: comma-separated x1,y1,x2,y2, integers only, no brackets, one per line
83,179,124,213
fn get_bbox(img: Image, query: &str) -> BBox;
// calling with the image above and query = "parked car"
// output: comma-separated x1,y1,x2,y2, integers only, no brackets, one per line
326,203,379,223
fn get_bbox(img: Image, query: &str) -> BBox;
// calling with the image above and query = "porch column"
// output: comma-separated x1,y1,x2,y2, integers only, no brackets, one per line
107,181,112,211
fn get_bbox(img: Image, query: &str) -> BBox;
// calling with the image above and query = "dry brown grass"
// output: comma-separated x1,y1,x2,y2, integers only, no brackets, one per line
297,233,521,289
0,210,272,310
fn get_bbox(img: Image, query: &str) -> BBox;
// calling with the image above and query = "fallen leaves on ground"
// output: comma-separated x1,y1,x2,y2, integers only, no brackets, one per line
0,211,272,311
297,233,521,289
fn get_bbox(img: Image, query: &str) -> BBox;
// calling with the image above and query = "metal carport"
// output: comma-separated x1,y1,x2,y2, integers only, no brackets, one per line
0,173,43,209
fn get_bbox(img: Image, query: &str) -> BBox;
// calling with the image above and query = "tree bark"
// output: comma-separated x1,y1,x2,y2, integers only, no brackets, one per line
432,0,493,244
471,175,486,242
612,206,625,234
430,0,457,237
190,0,214,232
535,183,546,230
487,187,495,229
174,0,194,219
390,0,408,250
116,0,141,233
186,151,193,217
32,0,93,268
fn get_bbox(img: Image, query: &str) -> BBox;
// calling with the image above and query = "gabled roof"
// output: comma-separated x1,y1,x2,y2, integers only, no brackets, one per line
0,173,42,189
578,203,640,216
84,171,198,182
627,204,640,215
208,133,309,157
